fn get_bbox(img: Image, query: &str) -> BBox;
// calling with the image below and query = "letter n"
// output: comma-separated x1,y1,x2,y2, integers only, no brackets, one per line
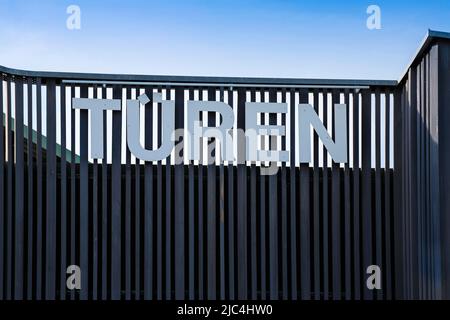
298,103,347,163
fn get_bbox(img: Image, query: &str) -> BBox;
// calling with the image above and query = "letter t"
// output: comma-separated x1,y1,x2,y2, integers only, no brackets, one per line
72,98,121,159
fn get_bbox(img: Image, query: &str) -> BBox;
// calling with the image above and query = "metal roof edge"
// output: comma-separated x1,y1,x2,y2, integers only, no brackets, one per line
0,66,396,87
398,29,450,83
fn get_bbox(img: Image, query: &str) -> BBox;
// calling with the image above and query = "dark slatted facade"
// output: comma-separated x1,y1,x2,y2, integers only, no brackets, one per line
1,30,450,300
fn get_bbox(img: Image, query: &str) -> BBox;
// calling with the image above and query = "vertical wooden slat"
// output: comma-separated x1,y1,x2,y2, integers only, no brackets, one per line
409,67,419,299
187,89,195,300
36,79,43,299
174,87,185,299
299,88,311,300
219,162,226,299
219,87,226,300
92,86,99,300
419,56,426,298
0,75,4,300
405,82,411,299
101,86,108,300
361,90,373,300
384,90,393,299
331,90,341,300
165,88,173,300
420,61,427,298
312,90,321,300
416,64,423,298
406,78,412,299
428,46,440,299
197,88,204,300
343,90,352,300
6,79,13,300
79,85,89,300
259,90,267,300
430,47,440,299
144,86,153,300
401,84,408,298
280,89,288,300
421,57,428,299
236,87,247,299
374,89,383,300
268,88,279,300
352,90,361,299
60,83,67,300
14,77,24,299
44,80,56,299
69,85,76,300
134,89,141,300
423,55,431,298
206,87,216,300
322,90,330,300
438,43,450,298
125,87,132,300
156,88,163,300
289,88,298,300
249,90,257,300
227,88,235,300
393,87,404,299
111,85,122,300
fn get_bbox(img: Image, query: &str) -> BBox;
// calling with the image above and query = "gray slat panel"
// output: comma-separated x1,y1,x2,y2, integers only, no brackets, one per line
101,86,108,300
125,87,132,300
6,79,13,299
69,85,76,300
384,89,393,299
289,89,298,300
111,86,122,300
352,91,361,299
0,70,407,301
312,90,321,300
60,83,67,300
259,90,267,300
206,87,216,300
174,87,185,300
280,89,288,300
92,86,99,300
0,75,4,300
374,89,383,300
361,90,373,300
144,86,154,300
299,88,311,300
187,89,195,300
14,78,24,299
236,88,247,299
79,85,89,300
343,90,352,300
322,90,330,300
331,90,341,300
165,88,172,300
268,88,278,300
249,90,257,300
227,88,235,300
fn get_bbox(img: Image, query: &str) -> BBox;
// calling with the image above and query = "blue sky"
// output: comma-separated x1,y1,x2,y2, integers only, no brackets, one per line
0,0,449,80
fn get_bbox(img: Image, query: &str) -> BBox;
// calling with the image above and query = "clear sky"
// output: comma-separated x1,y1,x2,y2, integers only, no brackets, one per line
1,0,450,80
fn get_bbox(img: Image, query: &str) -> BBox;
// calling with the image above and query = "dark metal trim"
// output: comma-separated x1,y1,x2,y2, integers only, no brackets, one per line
0,65,395,87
